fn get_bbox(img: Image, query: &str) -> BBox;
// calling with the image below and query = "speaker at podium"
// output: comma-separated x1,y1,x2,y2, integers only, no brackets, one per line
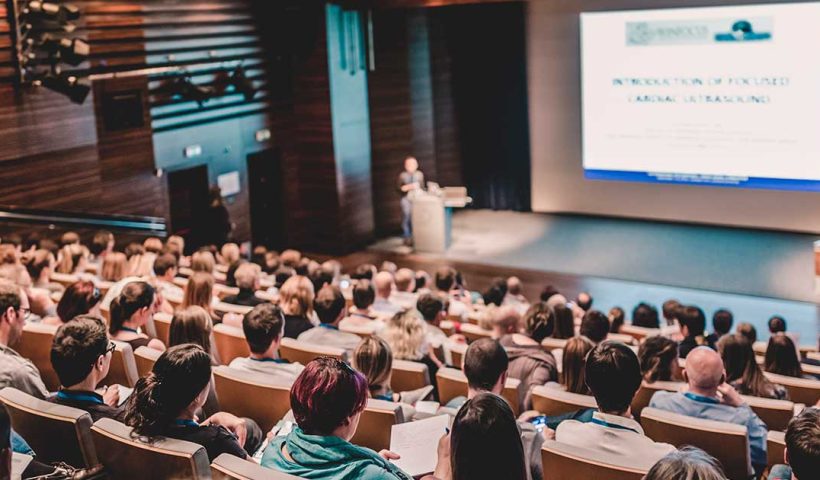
411,184,471,253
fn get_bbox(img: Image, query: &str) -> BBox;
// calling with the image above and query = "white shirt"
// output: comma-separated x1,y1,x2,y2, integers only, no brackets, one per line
555,411,676,471
228,357,304,382
389,291,418,310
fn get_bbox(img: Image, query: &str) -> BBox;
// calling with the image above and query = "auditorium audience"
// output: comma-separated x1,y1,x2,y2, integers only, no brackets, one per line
632,302,660,329
109,281,165,352
348,279,378,321
503,276,528,308
298,285,360,357
56,243,89,275
181,271,218,322
352,336,431,411
261,357,411,479
191,250,216,274
124,344,262,461
389,268,417,309
638,335,682,383
100,252,128,282
707,308,733,345
643,447,727,480
382,309,442,393
575,291,592,311
22,249,62,294
736,321,758,344
719,334,788,399
45,280,102,326
169,306,218,365
435,266,470,318
649,346,767,475
416,293,463,364
221,263,265,307
0,280,49,398
677,305,715,358
548,336,594,395
768,407,819,480
152,253,183,299
579,309,609,344
482,277,508,310
89,230,115,268
765,334,805,378
769,315,787,335
279,275,316,339
608,306,625,333
550,303,575,340
49,315,123,421
555,341,675,470
372,271,401,316
229,303,303,380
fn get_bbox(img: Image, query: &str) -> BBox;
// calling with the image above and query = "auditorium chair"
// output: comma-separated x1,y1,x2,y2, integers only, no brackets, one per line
742,395,797,432
460,323,493,343
531,385,597,417
279,338,346,365
214,285,240,301
766,431,786,474
50,272,79,289
763,372,820,405
211,453,301,479
640,407,752,480
541,337,568,353
540,440,647,480
801,362,820,377
213,324,251,365
214,301,254,317
391,359,430,393
91,417,210,479
152,312,172,346
0,388,98,468
350,398,405,452
133,346,162,379
448,342,467,368
439,320,456,337
104,340,140,388
630,381,683,422
619,324,660,342
339,322,375,339
807,351,820,362
212,366,293,434
606,333,638,345
15,322,60,391
435,367,522,417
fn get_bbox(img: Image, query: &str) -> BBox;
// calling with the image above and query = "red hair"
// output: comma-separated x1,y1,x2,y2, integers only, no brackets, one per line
56,281,101,323
290,357,368,435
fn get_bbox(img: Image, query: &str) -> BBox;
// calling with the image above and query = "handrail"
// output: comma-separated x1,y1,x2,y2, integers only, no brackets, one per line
0,206,167,235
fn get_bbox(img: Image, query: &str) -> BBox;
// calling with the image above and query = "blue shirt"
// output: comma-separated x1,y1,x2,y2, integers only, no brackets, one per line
649,390,767,469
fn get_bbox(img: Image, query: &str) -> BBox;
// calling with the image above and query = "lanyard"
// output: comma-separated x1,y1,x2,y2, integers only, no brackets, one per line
120,326,139,334
683,392,720,404
590,417,640,434
318,324,339,331
250,357,287,364
56,390,104,405
173,419,199,427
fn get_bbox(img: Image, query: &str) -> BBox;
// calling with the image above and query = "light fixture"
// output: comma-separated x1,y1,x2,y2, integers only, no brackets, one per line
38,35,89,66
229,65,256,101
25,1,80,24
40,74,90,104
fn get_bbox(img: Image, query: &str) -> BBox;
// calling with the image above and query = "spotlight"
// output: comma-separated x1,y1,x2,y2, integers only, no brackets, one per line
229,65,256,101
41,74,90,104
38,35,89,66
26,1,80,23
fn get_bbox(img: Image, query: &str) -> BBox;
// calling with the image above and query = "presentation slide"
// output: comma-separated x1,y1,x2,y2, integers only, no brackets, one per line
581,3,820,192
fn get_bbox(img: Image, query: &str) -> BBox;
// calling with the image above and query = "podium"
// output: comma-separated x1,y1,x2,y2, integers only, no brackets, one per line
411,186,471,253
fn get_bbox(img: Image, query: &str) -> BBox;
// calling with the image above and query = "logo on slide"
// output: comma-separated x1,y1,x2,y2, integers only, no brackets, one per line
626,18,773,46
714,20,772,42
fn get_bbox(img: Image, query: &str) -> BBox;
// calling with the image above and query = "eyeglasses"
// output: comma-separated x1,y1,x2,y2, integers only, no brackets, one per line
17,307,30,321
104,343,116,355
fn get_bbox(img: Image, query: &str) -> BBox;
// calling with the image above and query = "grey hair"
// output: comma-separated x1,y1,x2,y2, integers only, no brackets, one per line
643,447,727,480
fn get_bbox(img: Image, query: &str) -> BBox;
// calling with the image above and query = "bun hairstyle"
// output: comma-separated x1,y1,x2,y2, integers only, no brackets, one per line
123,344,212,439
109,281,155,335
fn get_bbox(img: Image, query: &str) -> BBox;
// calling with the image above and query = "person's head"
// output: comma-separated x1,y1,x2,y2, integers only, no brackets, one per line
764,334,803,378
579,310,609,344
608,306,625,333
124,243,144,260
165,235,185,258
415,270,431,292
56,243,88,274
683,347,725,393
450,392,527,480
561,336,595,394
290,357,368,439
382,309,426,361
279,275,315,317
279,249,301,269
784,407,820,480
51,315,113,388
490,306,520,337
350,263,375,281
352,279,375,310
678,305,706,338
380,261,397,275
22,249,54,282
507,277,523,297
736,322,757,344
243,303,285,355
631,302,659,329
661,299,681,326
643,447,727,480
352,336,393,395
404,156,419,173
521,302,554,343
435,267,457,292
463,338,508,395
585,341,642,414
220,243,240,266
539,285,560,302
416,293,446,325
274,267,294,288
712,309,734,337
110,281,156,334
718,334,772,394
143,237,163,255
152,253,177,281
234,263,261,292
169,306,213,354
190,250,215,274
373,271,394,299
100,252,128,282
768,315,787,334
314,285,346,325
482,277,508,307
638,335,681,383
181,272,214,310
576,292,593,311
394,268,415,293
56,281,102,323
0,281,26,347
60,231,80,247
124,344,212,437
551,303,575,339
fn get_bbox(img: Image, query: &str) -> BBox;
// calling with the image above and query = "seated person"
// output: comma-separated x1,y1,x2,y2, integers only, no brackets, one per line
545,336,594,394
279,276,315,339
261,357,412,479
644,447,727,480
388,268,418,310
372,272,402,316
109,281,165,352
765,335,806,379
416,293,464,365
579,310,609,345
229,304,304,381
48,315,123,421
706,309,733,346
298,285,361,357
719,334,788,399
344,279,379,323
649,346,767,476
555,341,676,471
221,263,265,307
382,309,443,397
677,305,715,359
123,344,263,461
44,280,102,326
631,303,660,329
435,267,470,319
638,335,683,383
152,253,184,300
769,407,819,480
0,281,48,399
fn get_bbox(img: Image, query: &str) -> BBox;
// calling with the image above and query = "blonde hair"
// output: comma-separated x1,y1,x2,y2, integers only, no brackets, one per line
353,337,393,396
382,309,426,361
101,252,128,282
182,272,214,310
279,275,314,317
127,253,155,278
143,237,163,254
234,263,260,290
169,306,213,354
562,336,594,394
191,251,215,274
56,244,88,274
165,236,185,257
220,243,240,265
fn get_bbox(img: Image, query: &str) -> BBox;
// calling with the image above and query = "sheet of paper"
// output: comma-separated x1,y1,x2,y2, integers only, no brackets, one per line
389,414,450,477
117,385,134,406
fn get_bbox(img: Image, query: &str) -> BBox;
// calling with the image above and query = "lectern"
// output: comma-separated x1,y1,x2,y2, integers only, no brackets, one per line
411,186,471,253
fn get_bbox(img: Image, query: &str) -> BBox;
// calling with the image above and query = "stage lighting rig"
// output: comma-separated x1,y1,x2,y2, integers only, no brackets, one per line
36,34,90,66
228,65,257,101
23,1,80,25
39,73,90,104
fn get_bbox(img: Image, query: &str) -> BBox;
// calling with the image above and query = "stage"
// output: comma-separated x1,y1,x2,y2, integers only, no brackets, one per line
362,209,819,345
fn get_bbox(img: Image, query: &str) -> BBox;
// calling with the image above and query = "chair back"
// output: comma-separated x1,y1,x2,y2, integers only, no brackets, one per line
91,417,211,479
214,302,253,317
435,367,521,416
212,366,293,434
439,320,456,337
640,407,751,480
213,324,251,366
448,342,467,369
742,395,795,432
763,372,820,405
459,323,492,343
531,385,597,417
279,338,345,365
631,381,683,422
391,360,430,393
350,398,404,452
540,440,647,480
766,431,786,473
133,346,162,379
541,337,568,352
152,312,172,346
618,324,660,342
104,340,140,388
50,273,79,289
211,453,301,479
801,362,820,377
606,333,637,345
339,323,374,339
0,387,98,467
16,322,60,391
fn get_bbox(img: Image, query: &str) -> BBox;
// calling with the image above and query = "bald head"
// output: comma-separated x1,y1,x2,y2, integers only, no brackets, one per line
507,276,522,296
374,271,394,299
491,306,521,335
684,347,725,390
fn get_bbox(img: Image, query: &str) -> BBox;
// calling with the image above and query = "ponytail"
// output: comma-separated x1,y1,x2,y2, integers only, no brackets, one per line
109,282,155,334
